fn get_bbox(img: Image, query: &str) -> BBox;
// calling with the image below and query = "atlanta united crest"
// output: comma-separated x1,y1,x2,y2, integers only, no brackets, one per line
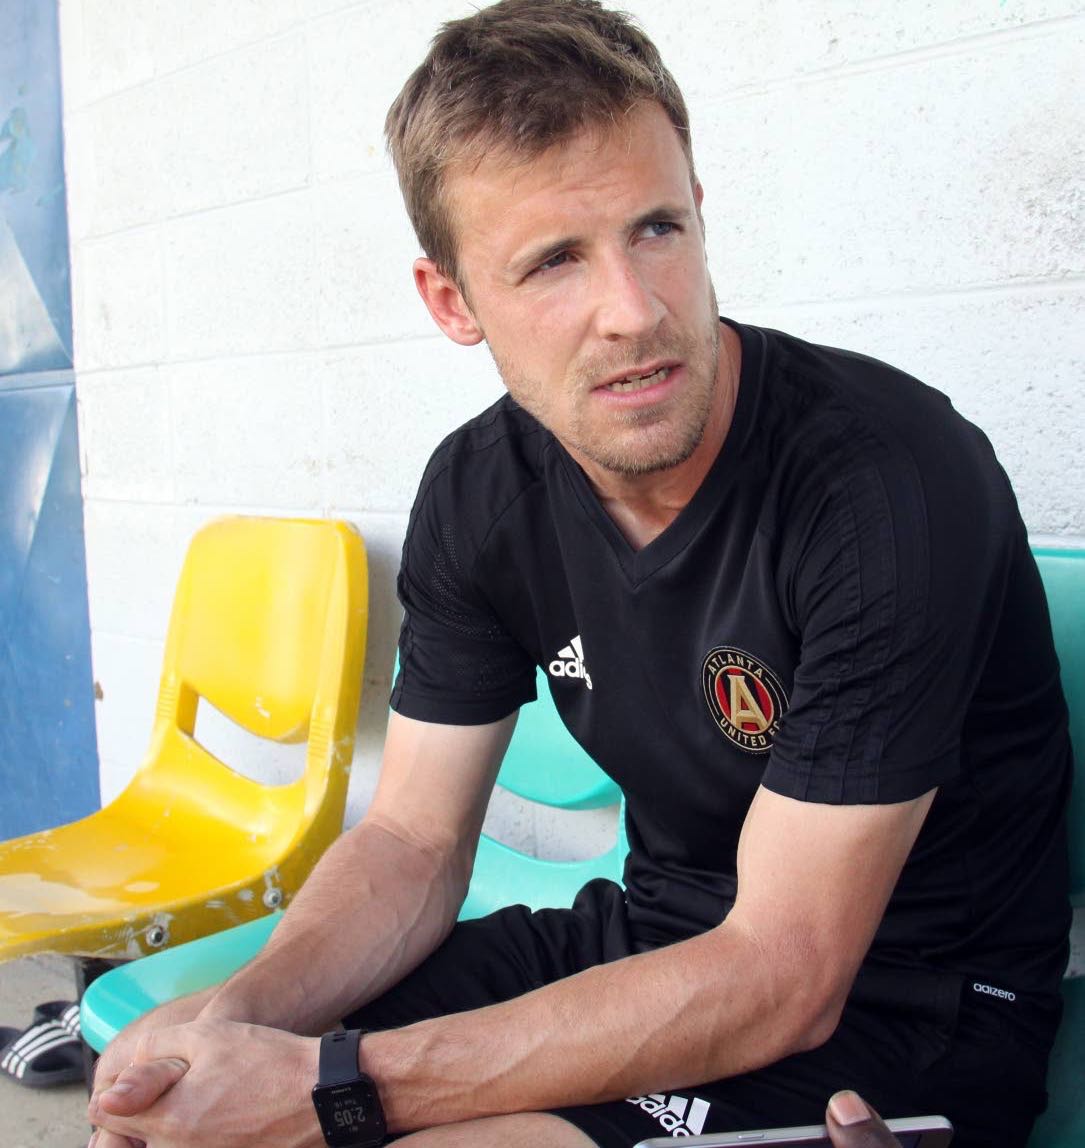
702,646,788,754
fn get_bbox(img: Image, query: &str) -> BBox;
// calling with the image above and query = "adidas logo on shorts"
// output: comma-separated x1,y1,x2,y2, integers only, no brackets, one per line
548,634,592,690
625,1092,711,1136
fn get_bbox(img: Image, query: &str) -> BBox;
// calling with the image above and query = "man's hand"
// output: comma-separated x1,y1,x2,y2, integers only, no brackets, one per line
827,1091,903,1147
87,1018,321,1148
88,1057,188,1148
87,987,217,1147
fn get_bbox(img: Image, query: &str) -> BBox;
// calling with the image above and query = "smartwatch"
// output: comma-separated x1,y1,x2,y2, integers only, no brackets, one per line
311,1029,387,1147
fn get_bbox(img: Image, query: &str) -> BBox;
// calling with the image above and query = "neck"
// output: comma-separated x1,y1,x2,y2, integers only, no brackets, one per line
573,323,741,550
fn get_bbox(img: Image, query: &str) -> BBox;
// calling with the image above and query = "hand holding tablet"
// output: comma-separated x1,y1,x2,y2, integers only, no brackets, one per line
631,1091,953,1148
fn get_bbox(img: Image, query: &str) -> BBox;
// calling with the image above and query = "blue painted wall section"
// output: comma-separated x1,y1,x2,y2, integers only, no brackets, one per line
0,0,72,371
0,0,99,837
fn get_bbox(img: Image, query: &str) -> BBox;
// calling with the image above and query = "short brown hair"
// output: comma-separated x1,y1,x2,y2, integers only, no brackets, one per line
385,0,694,282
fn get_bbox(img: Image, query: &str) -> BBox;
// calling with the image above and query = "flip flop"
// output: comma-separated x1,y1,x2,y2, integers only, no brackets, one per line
0,1019,84,1087
32,999,82,1038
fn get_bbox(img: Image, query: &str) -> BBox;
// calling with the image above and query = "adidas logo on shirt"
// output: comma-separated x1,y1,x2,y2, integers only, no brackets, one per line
548,634,592,690
625,1092,711,1136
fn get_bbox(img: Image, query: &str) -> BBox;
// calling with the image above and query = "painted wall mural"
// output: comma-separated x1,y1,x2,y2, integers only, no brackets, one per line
0,0,99,837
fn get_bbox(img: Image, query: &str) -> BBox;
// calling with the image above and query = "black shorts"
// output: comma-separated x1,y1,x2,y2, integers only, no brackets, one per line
343,880,1059,1148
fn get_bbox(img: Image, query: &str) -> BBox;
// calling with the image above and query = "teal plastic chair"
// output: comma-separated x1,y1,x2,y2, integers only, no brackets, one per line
81,667,625,1052
1029,549,1085,1148
460,666,626,920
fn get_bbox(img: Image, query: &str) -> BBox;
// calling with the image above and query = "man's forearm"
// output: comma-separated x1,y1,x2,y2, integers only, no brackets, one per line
364,915,845,1134
200,817,470,1036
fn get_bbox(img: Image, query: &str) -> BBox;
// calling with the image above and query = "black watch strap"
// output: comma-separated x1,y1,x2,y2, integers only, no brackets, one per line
313,1029,386,1147
319,1029,364,1084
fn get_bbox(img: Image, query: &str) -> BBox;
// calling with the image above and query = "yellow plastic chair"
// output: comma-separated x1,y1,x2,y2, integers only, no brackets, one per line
0,515,368,964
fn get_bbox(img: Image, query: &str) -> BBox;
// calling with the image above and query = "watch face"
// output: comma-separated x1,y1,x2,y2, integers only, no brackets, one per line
312,1079,386,1147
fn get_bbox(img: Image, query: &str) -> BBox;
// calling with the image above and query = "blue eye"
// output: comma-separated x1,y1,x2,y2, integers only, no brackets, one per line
534,251,570,274
643,221,676,238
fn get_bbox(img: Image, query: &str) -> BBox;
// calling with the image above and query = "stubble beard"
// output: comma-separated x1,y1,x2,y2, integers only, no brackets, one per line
493,287,723,478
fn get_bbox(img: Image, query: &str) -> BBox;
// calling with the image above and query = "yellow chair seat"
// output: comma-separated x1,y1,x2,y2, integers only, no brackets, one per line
0,516,368,964
0,782,305,960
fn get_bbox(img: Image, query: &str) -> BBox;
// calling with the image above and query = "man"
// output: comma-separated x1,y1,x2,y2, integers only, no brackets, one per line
87,2,1071,1147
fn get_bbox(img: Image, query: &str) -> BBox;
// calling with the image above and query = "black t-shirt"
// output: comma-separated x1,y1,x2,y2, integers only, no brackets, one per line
392,319,1071,1002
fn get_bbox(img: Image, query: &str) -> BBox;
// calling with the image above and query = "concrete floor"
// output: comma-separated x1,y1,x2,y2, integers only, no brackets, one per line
0,956,92,1148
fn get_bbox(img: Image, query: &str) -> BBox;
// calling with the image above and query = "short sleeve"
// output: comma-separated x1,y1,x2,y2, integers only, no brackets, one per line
391,458,537,725
762,417,1013,805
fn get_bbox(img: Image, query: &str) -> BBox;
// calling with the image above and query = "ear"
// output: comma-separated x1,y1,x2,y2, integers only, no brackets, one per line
693,179,706,235
413,258,484,346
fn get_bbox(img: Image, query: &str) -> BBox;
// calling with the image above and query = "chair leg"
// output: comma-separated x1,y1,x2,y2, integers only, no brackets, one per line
74,957,121,1092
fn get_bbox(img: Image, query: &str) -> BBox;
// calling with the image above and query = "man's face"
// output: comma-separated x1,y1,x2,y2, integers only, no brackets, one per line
423,103,722,480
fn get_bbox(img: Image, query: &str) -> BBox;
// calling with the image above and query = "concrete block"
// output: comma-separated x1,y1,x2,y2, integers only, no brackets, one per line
60,108,96,246
313,171,436,346
71,229,165,370
163,194,316,358
479,787,620,864
157,36,310,219
90,631,164,802
77,366,175,503
737,286,1085,536
57,0,87,115
776,0,1085,75
326,511,410,702
304,0,370,18
481,787,537,856
322,337,504,512
308,0,475,181
82,500,186,641
627,1,1085,99
308,7,393,180
625,1,781,99
75,0,157,105
168,354,325,509
532,803,621,864
696,91,791,307
694,26,1084,308
152,0,301,79
63,86,164,238
193,698,309,788
770,29,1084,301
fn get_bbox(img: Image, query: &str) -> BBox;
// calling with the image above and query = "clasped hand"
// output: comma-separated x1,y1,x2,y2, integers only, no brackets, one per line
87,1017,321,1148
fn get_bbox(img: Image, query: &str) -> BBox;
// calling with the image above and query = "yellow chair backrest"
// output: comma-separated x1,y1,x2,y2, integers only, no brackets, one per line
144,515,370,867
0,515,368,962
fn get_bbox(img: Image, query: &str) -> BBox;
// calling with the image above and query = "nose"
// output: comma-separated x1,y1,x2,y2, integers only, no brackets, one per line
591,251,665,342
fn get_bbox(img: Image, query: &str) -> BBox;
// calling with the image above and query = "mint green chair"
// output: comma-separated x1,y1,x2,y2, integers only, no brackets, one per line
460,666,626,920
1029,548,1085,1148
81,667,625,1052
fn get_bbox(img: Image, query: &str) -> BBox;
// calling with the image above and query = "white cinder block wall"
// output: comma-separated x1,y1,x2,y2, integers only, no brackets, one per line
59,2,1085,863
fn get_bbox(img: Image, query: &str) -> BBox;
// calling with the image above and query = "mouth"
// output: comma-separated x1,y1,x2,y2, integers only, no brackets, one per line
599,364,675,394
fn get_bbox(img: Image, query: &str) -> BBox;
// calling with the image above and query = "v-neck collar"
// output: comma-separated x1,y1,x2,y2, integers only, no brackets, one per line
553,318,767,586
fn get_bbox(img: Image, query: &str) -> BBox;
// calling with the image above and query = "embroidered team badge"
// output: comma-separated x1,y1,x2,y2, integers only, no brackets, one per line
702,646,788,754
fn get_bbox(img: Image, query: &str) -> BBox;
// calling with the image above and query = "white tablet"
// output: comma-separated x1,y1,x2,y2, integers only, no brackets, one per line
632,1114,953,1148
